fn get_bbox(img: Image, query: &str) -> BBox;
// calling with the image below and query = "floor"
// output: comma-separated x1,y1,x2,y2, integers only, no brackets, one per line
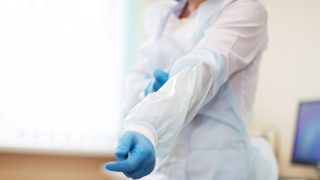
0,152,115,180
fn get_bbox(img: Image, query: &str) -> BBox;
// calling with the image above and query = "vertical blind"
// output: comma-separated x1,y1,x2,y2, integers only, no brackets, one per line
0,0,125,154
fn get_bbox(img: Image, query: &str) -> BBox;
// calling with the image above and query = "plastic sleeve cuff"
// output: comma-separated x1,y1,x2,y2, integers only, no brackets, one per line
123,122,158,150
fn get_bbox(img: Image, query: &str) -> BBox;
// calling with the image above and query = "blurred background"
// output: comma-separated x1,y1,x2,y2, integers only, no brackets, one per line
0,0,319,179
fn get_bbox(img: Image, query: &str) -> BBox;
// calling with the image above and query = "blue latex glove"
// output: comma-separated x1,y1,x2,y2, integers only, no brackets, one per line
105,131,156,179
144,69,169,96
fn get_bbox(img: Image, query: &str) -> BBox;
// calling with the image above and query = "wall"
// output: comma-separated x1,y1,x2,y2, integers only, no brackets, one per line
1,0,319,179
251,0,320,179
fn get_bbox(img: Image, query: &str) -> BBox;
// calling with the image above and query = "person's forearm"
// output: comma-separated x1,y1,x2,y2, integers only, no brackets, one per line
123,72,150,116
123,48,225,157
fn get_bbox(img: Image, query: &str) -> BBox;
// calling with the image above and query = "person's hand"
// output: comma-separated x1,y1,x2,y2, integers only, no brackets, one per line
105,131,156,179
144,69,169,96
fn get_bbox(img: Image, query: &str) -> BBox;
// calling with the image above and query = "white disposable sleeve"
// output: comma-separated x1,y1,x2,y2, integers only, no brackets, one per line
123,68,150,116
123,46,160,115
122,1,173,116
123,49,225,157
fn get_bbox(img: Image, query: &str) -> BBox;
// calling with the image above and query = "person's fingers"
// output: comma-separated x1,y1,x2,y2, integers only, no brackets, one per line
124,163,148,179
115,153,127,161
124,151,155,179
104,161,133,172
153,69,168,83
115,148,128,161
104,150,145,173
153,79,163,91
106,137,147,173
122,148,150,178
123,147,146,172
115,134,133,161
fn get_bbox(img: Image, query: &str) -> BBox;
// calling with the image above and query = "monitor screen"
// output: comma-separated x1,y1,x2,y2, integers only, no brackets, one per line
292,101,320,166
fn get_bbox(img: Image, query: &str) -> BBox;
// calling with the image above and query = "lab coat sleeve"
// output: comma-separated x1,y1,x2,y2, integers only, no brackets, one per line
123,1,177,115
195,0,268,81
123,62,151,116
123,0,268,157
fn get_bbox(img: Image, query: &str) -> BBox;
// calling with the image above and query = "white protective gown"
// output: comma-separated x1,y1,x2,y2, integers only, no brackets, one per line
122,0,275,179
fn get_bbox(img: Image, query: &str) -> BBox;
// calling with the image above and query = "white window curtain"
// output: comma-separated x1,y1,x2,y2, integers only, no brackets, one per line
0,0,125,154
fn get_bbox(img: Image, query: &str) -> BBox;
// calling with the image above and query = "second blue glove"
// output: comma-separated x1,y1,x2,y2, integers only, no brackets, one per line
144,69,169,96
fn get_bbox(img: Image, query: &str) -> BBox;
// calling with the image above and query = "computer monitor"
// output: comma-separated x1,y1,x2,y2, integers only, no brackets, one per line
292,101,320,166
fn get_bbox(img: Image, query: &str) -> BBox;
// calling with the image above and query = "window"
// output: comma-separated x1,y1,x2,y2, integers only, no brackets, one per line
0,0,126,155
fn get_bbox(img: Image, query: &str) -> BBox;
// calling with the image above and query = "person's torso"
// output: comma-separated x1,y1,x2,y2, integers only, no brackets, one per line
140,0,267,179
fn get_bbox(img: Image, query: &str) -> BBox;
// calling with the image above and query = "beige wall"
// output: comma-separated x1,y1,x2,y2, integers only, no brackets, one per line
251,0,320,179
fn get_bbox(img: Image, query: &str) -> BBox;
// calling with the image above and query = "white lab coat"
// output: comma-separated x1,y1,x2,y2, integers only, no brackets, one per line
123,0,276,179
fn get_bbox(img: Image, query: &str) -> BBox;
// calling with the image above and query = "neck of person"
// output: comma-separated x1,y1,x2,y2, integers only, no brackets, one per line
180,0,205,19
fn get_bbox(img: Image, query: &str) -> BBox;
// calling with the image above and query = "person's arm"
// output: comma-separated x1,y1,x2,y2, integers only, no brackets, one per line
106,0,268,178
123,60,152,115
124,0,268,156
123,55,170,116
123,1,174,115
